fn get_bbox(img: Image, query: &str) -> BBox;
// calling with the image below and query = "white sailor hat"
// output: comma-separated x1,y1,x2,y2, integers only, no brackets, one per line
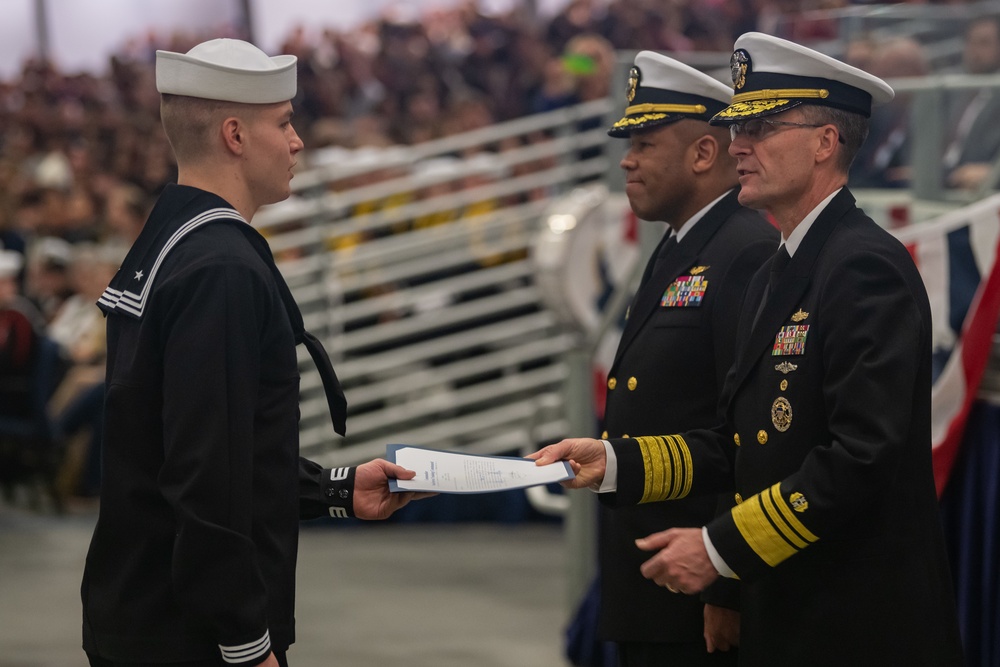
711,32,893,124
608,51,733,138
156,38,297,104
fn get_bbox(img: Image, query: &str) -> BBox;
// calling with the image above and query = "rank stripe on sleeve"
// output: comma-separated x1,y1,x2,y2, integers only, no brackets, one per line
636,435,693,503
732,482,818,567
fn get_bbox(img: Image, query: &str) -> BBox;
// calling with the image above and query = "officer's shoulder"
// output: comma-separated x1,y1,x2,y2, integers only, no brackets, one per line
835,211,912,262
719,206,779,245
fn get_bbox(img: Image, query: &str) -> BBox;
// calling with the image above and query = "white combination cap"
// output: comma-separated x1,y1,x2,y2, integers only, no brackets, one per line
609,51,732,137
156,38,297,104
712,32,894,123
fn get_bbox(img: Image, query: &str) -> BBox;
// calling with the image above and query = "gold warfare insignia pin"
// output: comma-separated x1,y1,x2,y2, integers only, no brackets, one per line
771,396,792,432
730,49,750,90
626,66,640,103
689,265,709,275
789,491,808,512
775,361,798,374
791,309,809,322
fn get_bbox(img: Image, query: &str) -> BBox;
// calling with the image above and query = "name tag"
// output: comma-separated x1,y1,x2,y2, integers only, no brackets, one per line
661,276,707,307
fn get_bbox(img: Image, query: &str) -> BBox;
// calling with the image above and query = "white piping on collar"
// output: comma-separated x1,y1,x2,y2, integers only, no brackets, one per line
97,207,245,317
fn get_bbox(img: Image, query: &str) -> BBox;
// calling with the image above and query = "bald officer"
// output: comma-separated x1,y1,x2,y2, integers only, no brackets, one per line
597,52,775,666
82,39,424,667
533,33,964,666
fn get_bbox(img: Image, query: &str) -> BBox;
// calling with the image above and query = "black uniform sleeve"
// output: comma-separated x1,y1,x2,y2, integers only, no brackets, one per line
299,458,357,520
607,427,735,507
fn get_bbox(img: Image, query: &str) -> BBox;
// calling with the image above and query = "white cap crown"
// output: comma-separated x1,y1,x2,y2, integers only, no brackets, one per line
156,38,297,104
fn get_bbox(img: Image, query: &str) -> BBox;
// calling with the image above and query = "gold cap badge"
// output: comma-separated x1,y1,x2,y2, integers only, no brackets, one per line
626,66,640,103
730,49,750,90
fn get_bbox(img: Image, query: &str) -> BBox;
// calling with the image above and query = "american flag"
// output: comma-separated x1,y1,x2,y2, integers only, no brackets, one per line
893,194,1000,496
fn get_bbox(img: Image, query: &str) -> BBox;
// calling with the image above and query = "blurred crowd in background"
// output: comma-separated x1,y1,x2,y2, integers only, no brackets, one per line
1,0,999,505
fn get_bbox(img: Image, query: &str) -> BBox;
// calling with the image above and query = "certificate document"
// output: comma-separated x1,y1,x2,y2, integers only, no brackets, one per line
387,445,575,493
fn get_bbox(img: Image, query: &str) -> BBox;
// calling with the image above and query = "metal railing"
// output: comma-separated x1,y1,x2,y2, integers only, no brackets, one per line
254,99,616,468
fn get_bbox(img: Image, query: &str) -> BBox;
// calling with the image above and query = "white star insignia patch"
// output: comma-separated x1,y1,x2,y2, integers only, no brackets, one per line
134,270,144,281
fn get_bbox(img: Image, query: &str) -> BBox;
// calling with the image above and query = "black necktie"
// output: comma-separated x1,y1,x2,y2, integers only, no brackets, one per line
636,234,677,295
300,330,348,437
618,233,678,346
753,244,791,328
768,244,791,295
248,229,349,436
628,234,677,314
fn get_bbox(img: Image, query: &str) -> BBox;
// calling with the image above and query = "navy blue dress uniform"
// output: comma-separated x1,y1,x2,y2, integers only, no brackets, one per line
84,185,354,665
82,41,358,667
599,52,776,663
606,34,964,666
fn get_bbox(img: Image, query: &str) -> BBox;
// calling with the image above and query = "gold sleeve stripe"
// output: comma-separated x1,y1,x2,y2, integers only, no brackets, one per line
635,437,662,503
625,102,707,115
731,483,818,567
761,487,808,549
730,88,830,103
636,435,693,503
664,436,681,498
671,434,693,499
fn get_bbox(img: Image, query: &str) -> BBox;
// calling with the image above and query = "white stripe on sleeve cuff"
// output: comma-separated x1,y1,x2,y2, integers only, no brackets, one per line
220,629,270,664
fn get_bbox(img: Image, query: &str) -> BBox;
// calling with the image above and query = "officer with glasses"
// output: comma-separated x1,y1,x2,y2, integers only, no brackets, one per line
532,32,964,665
727,117,845,143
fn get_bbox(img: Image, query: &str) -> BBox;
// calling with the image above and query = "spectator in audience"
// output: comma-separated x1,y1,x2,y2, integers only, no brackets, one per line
23,237,74,323
851,37,930,189
46,243,113,370
0,249,46,418
101,180,151,246
945,14,1000,190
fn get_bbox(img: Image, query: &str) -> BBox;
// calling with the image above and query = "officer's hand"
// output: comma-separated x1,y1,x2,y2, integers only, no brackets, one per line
635,527,719,594
353,459,433,520
526,438,607,489
704,604,740,653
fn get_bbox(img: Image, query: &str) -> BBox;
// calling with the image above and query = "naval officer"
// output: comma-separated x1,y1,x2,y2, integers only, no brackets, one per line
533,33,964,666
597,51,775,666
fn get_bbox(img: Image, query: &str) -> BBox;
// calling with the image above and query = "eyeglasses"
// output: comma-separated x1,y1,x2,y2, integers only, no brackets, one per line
729,118,844,143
